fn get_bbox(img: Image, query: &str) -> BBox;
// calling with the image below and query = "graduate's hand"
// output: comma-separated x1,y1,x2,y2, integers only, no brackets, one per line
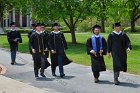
32,49,36,53
13,39,17,42
90,50,97,56
100,50,103,53
44,48,48,52
51,50,56,54
127,48,131,53
99,50,103,56
107,53,111,59
90,50,96,54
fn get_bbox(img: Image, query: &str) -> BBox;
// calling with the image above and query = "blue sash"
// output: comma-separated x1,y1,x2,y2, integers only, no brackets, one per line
92,35,103,53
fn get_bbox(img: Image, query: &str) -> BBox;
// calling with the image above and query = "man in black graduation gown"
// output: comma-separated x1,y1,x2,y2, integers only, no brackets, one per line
28,23,36,54
49,23,71,78
7,22,22,65
40,23,51,68
86,25,107,83
107,22,132,85
29,23,50,78
28,23,36,38
40,23,50,58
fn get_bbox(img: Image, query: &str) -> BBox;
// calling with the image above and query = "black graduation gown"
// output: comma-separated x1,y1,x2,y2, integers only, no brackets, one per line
28,30,36,54
86,37,107,72
42,31,50,58
7,30,22,51
49,32,72,67
29,32,50,69
107,32,132,72
28,30,36,38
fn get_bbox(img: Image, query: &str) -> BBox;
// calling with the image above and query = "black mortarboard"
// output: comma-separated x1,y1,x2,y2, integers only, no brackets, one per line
52,23,59,27
10,22,15,26
114,22,121,27
36,23,41,27
31,23,36,27
92,24,101,30
41,23,46,27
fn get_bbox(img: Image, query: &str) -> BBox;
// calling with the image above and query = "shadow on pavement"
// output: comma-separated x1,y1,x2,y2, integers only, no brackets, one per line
55,75,75,80
119,82,140,88
36,77,55,81
98,80,113,85
14,63,25,66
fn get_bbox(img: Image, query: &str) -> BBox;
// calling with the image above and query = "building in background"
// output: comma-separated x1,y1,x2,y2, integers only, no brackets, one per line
1,8,33,27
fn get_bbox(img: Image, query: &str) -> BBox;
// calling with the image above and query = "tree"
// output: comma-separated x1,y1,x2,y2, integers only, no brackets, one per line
50,0,94,44
104,0,130,27
126,0,140,32
28,0,94,44
0,0,12,26
92,0,114,33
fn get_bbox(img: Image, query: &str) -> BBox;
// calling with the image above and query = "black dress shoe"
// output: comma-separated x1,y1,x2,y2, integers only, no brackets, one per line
60,74,65,78
11,62,14,65
14,62,17,64
114,80,120,85
40,73,46,77
52,73,57,77
94,78,99,83
35,75,39,79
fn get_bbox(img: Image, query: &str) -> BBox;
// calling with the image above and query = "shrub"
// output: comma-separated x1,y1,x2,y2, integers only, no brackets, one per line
105,26,113,33
124,26,140,33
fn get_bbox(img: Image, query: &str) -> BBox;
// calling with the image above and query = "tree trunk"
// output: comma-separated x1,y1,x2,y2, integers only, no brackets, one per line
101,17,105,33
130,19,136,32
70,14,77,44
70,25,76,44
63,18,77,44
0,4,4,27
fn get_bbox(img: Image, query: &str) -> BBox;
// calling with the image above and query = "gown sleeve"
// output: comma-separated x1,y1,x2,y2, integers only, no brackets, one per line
61,33,68,50
48,33,54,50
29,34,34,50
7,32,13,43
107,34,112,53
86,38,93,55
102,37,107,55
124,33,132,50
17,32,22,43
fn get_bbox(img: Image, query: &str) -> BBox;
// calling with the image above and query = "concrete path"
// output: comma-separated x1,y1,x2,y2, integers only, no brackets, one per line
0,48,140,93
0,75,57,93
0,27,4,34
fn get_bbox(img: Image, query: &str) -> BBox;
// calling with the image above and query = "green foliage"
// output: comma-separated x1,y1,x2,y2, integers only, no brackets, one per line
124,26,140,33
105,26,114,33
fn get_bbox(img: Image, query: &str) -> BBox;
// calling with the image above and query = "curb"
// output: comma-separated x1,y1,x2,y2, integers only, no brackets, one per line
0,64,7,75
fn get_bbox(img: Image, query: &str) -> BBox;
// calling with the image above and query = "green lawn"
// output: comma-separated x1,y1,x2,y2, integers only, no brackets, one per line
0,33,140,75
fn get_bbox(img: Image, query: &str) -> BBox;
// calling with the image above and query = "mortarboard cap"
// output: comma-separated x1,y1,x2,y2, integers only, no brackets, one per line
10,22,15,26
31,23,36,27
41,23,46,27
36,23,41,27
114,22,121,27
92,24,101,30
52,23,59,27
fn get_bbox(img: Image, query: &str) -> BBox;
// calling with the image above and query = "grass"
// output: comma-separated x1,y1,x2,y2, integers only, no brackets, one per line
0,33,140,75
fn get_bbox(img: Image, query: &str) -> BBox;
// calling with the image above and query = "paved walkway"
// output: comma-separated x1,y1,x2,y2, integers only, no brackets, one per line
0,75,57,93
0,48,140,93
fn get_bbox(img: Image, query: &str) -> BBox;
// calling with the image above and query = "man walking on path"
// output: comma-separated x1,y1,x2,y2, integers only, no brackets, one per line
29,23,50,78
107,22,132,85
7,22,22,65
49,23,71,78
86,24,107,83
